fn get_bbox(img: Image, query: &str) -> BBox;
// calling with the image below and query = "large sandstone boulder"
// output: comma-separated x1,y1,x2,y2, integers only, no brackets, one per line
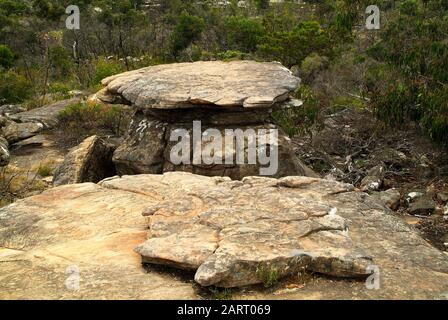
1,173,447,299
96,61,315,179
98,61,300,109
53,135,116,186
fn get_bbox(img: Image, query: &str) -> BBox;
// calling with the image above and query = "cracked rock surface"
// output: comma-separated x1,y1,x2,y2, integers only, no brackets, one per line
97,61,300,109
129,175,372,287
1,172,448,298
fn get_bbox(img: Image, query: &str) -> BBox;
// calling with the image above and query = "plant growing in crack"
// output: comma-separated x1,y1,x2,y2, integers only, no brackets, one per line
256,264,279,288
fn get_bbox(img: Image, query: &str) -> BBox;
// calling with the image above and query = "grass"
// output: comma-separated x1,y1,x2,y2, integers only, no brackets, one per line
36,163,53,177
256,265,279,288
208,287,233,300
0,166,47,207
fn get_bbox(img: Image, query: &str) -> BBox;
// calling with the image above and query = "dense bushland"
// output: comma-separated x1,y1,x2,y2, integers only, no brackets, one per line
0,0,446,143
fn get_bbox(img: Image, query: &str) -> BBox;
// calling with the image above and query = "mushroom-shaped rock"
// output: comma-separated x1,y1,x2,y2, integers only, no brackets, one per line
95,61,315,179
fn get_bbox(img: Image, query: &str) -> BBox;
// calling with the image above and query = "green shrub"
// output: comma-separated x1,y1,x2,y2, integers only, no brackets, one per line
0,44,14,69
272,85,320,137
170,12,205,57
224,16,265,53
37,164,53,177
365,0,448,143
91,59,125,88
58,102,129,139
216,50,246,61
257,21,330,68
331,95,366,112
256,265,279,288
48,46,73,79
300,52,329,83
0,70,32,104
49,82,71,96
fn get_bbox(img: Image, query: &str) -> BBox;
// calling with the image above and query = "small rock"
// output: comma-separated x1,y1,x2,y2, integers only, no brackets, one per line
360,165,385,192
68,90,83,97
408,197,436,216
406,191,424,204
426,185,437,198
372,188,401,210
403,216,420,226
436,193,448,204
372,148,408,168
41,176,53,184
9,98,81,129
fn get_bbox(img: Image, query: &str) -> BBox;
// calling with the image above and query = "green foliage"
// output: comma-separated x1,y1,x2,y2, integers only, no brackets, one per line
0,70,32,104
225,16,265,52
300,52,329,83
256,265,279,288
58,102,129,139
366,0,448,143
273,85,320,137
171,12,205,57
208,287,233,300
420,86,448,143
258,21,330,67
331,95,366,112
216,50,247,61
0,44,14,69
32,0,64,20
91,59,125,88
48,46,73,79
37,163,53,177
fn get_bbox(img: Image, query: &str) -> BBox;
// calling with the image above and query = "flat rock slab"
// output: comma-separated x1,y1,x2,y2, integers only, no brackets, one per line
129,175,372,287
9,98,81,129
98,61,300,109
1,172,448,298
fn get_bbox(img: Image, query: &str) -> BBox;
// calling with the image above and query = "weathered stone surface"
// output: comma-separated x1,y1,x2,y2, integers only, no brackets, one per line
0,104,26,116
9,98,81,129
53,135,116,186
113,110,316,179
1,173,448,299
132,174,371,287
98,61,300,109
1,120,44,144
409,197,436,216
371,188,401,210
360,165,385,192
0,136,9,166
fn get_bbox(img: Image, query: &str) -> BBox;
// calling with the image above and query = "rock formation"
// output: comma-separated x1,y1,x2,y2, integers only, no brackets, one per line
0,98,82,168
95,61,315,179
53,135,116,186
131,175,373,287
1,172,448,299
0,136,9,166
